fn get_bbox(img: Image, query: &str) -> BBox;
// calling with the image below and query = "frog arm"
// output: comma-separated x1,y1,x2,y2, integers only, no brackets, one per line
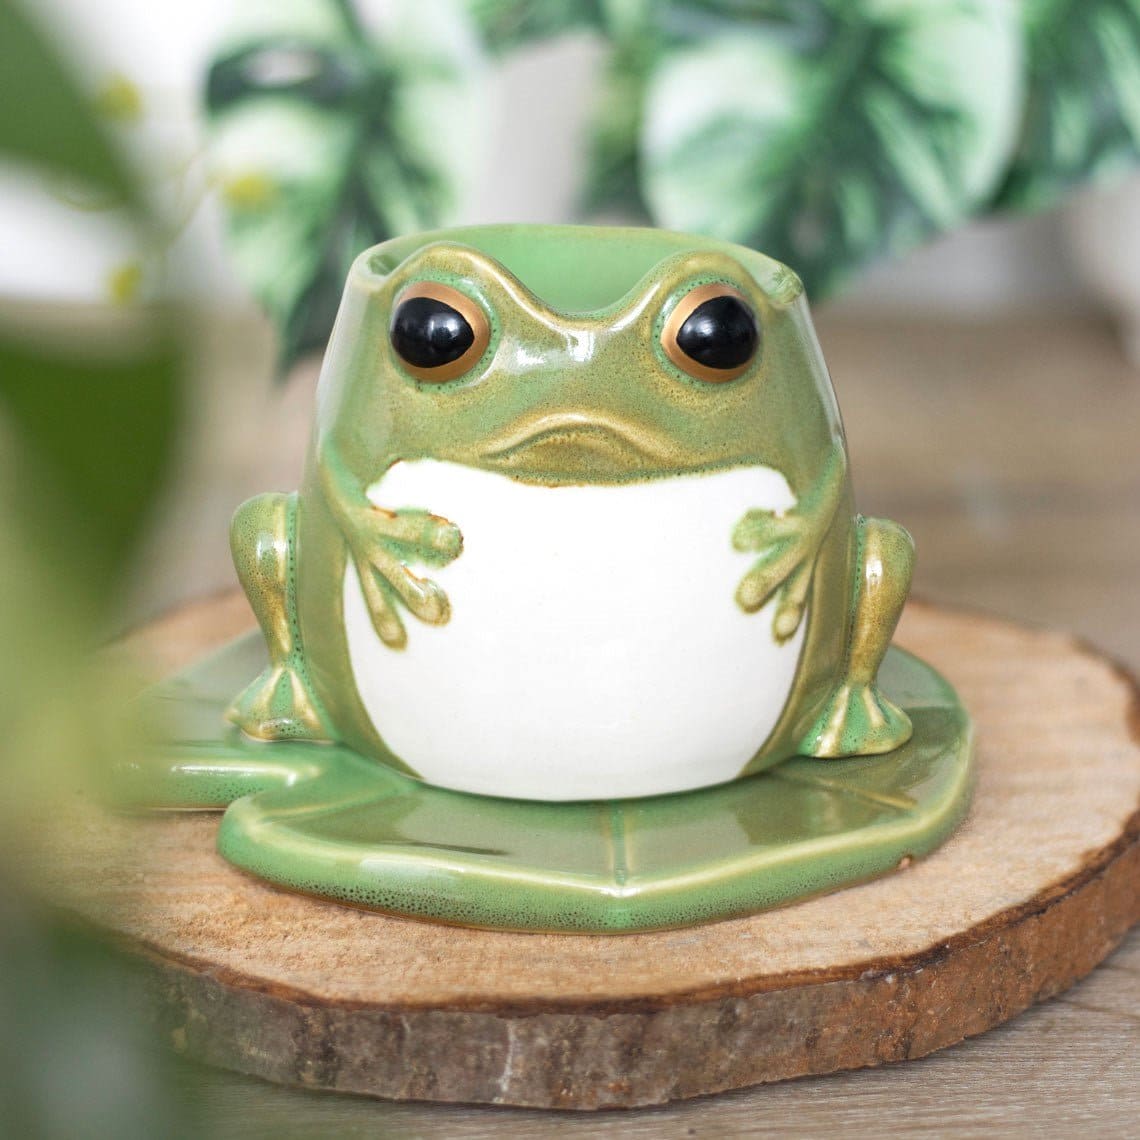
731,444,846,643
316,440,463,650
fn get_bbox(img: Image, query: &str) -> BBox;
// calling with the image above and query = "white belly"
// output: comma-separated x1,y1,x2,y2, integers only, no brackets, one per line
343,460,805,800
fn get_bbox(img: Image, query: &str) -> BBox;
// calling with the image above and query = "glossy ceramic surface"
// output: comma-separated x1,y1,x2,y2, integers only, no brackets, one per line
227,225,918,802
119,631,973,933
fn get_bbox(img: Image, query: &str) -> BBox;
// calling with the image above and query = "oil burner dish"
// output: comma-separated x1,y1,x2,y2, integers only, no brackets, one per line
123,224,973,932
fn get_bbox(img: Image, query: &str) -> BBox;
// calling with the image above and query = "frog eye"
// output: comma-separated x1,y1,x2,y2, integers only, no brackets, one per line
662,284,760,383
390,283,490,382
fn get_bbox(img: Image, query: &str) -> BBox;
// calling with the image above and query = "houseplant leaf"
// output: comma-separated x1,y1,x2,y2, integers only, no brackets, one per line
581,0,660,217
206,0,484,371
0,0,183,608
639,0,1022,298
0,0,135,209
582,0,815,217
0,7,190,1127
995,0,1140,211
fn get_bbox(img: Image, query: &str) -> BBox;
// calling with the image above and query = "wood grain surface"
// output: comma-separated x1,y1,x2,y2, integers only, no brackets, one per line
33,592,1139,1112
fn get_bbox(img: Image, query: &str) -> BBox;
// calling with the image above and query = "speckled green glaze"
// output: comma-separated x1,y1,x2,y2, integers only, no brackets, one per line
118,632,974,933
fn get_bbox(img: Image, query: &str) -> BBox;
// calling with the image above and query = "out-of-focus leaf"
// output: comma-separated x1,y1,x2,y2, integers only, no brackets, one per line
93,74,145,125
581,9,656,216
0,2,136,209
0,333,181,605
467,0,604,51
0,3,191,1136
636,0,1022,298
0,897,195,1140
581,0,822,218
205,0,484,372
995,0,1140,210
0,0,183,610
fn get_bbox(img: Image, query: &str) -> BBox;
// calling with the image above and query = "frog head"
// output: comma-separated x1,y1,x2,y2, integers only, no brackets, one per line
314,225,846,491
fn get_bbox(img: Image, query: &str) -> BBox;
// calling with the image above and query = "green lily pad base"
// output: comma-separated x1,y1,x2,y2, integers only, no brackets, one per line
119,633,974,933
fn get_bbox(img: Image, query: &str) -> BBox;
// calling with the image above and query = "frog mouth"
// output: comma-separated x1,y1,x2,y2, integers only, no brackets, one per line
482,413,673,480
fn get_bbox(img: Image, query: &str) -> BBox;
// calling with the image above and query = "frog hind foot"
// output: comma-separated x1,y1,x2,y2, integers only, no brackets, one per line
799,515,915,759
226,662,329,742
799,681,913,758
228,491,333,743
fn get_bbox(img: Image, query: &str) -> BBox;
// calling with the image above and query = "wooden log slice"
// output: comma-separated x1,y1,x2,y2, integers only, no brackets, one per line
33,597,1140,1109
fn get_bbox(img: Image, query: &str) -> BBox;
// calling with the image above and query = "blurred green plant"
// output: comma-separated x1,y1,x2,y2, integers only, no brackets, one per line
995,0,1140,209
206,0,1140,364
204,0,484,371
0,6,182,609
0,1,190,1135
635,0,1022,298
0,898,193,1140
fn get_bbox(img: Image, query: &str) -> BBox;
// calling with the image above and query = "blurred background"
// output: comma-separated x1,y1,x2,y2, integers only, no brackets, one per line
1,0,1138,1136
6,0,1140,632
5,0,1140,629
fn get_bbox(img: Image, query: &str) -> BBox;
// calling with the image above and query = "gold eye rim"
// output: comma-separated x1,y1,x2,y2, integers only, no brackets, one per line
661,282,759,383
390,281,492,383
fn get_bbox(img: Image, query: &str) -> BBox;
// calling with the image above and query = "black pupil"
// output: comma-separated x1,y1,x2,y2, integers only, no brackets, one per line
391,296,475,370
676,295,758,371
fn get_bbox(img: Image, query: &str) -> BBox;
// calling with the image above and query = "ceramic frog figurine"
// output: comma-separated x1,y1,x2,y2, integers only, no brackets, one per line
227,225,914,802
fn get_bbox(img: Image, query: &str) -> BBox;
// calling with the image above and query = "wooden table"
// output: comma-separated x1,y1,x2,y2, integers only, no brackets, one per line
163,313,1140,1135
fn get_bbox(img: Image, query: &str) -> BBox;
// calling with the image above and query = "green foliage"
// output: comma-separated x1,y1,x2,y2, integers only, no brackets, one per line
0,338,182,607
595,1,1023,299
207,0,1140,351
0,1,183,610
0,3,191,1136
581,0,813,216
995,0,1140,210
205,0,483,371
0,1,135,209
581,2,658,217
0,899,194,1140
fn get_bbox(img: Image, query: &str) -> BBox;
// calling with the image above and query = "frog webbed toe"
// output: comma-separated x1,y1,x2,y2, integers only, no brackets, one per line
732,509,818,643
732,446,845,644
801,680,913,758
343,506,463,649
227,661,330,741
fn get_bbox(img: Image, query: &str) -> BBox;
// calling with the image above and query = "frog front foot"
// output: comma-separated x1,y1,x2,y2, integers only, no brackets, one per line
800,516,916,758
227,492,332,741
733,505,827,643
341,503,463,650
732,446,845,643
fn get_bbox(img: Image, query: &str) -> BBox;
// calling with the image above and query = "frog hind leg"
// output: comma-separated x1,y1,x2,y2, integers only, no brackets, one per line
800,516,915,758
226,492,332,742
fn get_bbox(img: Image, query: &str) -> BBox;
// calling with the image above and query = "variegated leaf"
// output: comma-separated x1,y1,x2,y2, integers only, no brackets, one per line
206,0,484,370
996,0,1140,210
638,0,1022,298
